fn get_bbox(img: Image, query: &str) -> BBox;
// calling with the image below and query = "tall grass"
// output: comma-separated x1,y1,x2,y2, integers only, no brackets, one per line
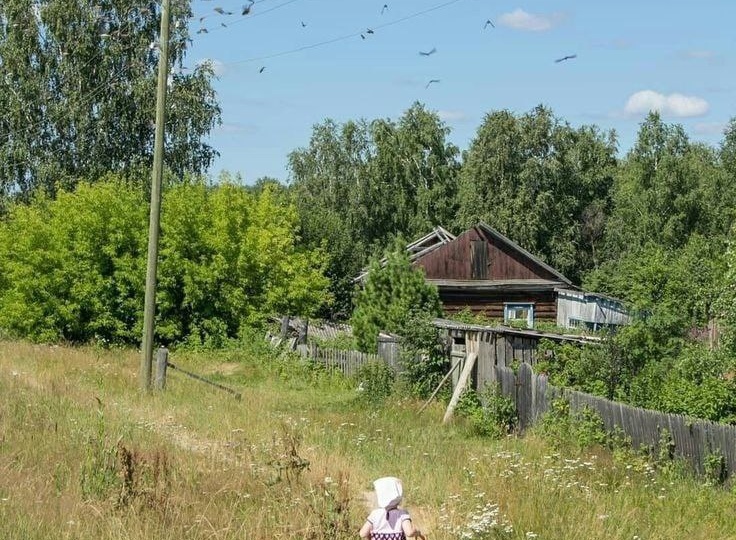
0,339,735,539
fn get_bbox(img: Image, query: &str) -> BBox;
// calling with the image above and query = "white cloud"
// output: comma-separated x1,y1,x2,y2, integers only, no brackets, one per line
437,110,468,122
498,9,563,32
623,90,709,118
693,121,727,136
196,58,226,77
682,50,716,60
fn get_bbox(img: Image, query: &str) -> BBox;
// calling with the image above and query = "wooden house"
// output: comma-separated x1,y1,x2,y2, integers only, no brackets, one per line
355,222,630,330
411,222,574,326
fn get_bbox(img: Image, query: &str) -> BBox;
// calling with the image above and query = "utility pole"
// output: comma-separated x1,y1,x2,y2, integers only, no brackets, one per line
140,0,171,392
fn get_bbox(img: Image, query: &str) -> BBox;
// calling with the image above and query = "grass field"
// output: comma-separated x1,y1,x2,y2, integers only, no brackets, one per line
1,338,735,540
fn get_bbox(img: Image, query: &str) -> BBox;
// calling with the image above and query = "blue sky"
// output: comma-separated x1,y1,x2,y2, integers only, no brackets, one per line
184,0,735,183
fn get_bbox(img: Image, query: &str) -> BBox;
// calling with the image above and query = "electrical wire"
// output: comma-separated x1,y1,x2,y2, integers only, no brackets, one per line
191,0,303,35
222,0,465,66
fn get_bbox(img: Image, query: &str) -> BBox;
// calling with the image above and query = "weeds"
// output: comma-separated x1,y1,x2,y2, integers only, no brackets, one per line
2,340,736,540
456,385,517,439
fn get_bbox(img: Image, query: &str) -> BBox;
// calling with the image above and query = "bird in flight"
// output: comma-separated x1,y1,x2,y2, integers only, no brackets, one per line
213,7,232,15
259,66,266,73
381,4,388,14
554,54,577,63
484,19,495,29
242,2,254,15
196,27,208,34
425,79,440,89
366,28,374,34
301,20,307,27
419,47,437,56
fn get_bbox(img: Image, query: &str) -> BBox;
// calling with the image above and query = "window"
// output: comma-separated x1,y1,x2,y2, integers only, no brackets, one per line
504,303,534,328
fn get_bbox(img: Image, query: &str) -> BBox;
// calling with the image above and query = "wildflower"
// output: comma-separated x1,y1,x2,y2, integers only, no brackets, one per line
526,532,538,538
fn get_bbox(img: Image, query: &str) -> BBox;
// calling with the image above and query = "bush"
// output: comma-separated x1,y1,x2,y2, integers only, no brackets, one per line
456,384,517,439
538,398,608,450
351,239,441,353
355,360,396,402
399,312,450,398
0,177,332,345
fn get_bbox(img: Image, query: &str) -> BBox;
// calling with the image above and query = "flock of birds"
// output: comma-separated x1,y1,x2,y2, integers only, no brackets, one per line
193,2,578,88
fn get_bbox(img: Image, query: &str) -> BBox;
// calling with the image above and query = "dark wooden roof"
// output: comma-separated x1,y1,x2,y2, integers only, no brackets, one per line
475,222,573,286
413,223,574,287
354,226,456,282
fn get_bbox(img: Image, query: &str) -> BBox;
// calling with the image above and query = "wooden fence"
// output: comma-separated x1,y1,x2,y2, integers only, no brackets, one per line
273,316,736,480
492,362,736,479
296,343,381,378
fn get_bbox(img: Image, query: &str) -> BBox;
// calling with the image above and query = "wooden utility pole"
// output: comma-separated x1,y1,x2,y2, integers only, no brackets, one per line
140,0,171,392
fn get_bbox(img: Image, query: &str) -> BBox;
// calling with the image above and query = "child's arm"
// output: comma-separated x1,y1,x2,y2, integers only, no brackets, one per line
402,518,426,540
359,520,372,538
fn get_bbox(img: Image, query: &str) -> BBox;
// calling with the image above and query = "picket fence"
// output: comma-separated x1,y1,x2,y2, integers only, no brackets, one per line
496,362,736,480
296,343,379,378
273,323,736,481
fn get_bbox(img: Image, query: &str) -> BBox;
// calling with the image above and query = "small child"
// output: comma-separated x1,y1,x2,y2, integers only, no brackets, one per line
359,476,426,540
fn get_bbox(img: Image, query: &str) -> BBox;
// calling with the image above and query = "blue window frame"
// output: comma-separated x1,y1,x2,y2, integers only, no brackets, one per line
504,303,534,328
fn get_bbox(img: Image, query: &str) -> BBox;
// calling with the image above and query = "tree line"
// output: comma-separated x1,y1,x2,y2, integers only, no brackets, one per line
286,103,736,422
2,2,736,421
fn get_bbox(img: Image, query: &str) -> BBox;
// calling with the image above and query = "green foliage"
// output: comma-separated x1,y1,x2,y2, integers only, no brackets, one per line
288,103,460,315
398,312,450,398
538,398,608,451
536,338,631,400
0,178,147,343
351,240,442,353
0,178,331,345
632,345,736,422
456,384,517,439
717,225,736,355
157,178,331,345
309,333,358,352
354,360,396,403
604,114,734,260
703,450,727,486
0,0,220,200
456,105,617,281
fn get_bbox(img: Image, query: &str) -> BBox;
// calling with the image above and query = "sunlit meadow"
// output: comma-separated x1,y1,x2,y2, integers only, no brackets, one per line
1,338,735,539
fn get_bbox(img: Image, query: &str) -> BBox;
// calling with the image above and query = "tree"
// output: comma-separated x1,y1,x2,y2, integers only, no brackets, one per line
603,113,733,259
0,0,221,203
351,240,442,352
288,118,371,318
0,177,331,345
0,177,148,342
456,105,617,281
288,103,459,316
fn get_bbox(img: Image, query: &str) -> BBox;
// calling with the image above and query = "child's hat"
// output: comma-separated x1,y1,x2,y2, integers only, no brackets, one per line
373,476,403,509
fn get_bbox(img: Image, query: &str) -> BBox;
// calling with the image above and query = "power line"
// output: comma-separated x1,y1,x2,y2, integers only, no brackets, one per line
191,0,304,34
222,0,465,66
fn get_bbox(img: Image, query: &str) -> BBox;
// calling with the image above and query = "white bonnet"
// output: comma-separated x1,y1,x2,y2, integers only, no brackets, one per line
373,476,403,509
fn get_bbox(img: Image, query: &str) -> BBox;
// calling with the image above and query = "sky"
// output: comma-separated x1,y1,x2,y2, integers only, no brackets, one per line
183,0,736,183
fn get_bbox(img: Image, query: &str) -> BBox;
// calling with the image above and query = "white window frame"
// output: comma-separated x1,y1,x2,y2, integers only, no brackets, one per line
504,303,534,328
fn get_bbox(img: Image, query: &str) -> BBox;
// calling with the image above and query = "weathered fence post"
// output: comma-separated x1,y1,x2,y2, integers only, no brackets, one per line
280,315,291,339
155,347,168,390
297,320,308,345
443,352,478,424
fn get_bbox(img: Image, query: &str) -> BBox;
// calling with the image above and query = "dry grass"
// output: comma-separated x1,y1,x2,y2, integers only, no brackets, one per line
1,339,735,539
